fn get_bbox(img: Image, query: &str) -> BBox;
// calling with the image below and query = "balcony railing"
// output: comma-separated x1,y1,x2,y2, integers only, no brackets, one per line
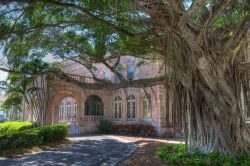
59,116,76,122
84,115,103,123
66,73,96,84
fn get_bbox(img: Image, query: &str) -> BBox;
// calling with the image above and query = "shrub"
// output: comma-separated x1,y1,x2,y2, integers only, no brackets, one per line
0,121,36,134
0,129,43,150
156,144,250,166
97,120,113,134
112,124,156,136
0,124,69,154
32,124,69,143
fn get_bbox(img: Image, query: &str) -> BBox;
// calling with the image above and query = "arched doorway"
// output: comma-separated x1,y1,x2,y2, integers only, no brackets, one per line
84,95,104,122
59,97,79,135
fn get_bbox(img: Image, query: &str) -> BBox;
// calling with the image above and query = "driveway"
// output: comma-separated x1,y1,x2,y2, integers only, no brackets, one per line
0,135,136,166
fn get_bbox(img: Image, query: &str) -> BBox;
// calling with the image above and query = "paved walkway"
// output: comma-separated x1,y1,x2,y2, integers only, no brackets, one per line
0,135,136,166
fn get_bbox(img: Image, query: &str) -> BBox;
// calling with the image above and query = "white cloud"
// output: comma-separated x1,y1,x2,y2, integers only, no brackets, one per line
42,54,60,63
0,70,8,81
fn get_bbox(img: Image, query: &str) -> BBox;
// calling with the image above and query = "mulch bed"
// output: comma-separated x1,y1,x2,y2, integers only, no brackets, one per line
118,136,183,166
0,139,71,158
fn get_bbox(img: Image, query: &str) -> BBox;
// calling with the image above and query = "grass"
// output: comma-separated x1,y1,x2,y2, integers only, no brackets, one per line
156,144,250,166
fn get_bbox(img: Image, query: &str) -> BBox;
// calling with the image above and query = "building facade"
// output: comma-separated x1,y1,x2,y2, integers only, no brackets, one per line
23,27,250,136
23,56,183,136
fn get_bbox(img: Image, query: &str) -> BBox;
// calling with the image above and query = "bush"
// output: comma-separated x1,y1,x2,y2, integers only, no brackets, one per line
112,124,156,136
0,129,43,150
0,121,36,134
0,124,69,154
97,120,156,136
97,120,113,134
32,124,69,143
156,144,250,166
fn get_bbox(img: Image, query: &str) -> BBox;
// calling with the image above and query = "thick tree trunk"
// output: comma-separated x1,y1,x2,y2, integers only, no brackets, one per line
186,56,250,157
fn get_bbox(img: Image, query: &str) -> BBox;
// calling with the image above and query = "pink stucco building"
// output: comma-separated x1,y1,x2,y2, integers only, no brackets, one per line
24,55,184,136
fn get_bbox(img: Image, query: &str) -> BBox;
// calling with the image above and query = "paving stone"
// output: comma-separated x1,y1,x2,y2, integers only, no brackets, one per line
0,135,136,166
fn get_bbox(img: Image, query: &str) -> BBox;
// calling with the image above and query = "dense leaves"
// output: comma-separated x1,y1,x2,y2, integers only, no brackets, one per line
0,121,35,134
0,123,69,156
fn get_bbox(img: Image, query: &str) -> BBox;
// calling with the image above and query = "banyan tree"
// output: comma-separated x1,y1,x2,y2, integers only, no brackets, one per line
0,0,250,157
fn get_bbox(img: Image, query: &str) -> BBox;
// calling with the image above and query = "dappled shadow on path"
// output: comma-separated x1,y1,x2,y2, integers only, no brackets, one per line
0,136,131,166
119,140,169,166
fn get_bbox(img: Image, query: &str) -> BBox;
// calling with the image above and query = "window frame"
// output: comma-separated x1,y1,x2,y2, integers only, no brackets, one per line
127,65,135,80
127,95,136,121
113,96,122,120
143,95,152,119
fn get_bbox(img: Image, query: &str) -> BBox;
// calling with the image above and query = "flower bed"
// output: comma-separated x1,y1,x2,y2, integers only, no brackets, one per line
112,124,156,136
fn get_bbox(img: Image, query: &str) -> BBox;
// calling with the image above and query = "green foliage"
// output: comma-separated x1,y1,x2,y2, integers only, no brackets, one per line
97,119,113,134
1,93,23,111
0,124,69,155
0,129,43,150
112,124,156,136
156,144,250,166
30,124,69,143
1,75,34,113
0,121,35,134
48,62,64,73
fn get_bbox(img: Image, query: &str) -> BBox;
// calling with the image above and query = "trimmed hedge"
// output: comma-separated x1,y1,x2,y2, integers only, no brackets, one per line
0,124,69,153
0,121,36,134
156,144,250,166
32,124,69,143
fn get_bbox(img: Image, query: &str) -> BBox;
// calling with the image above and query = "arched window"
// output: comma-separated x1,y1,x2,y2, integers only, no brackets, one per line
58,97,77,122
66,101,72,116
59,102,64,117
127,95,136,120
143,96,152,119
85,95,104,116
113,96,122,120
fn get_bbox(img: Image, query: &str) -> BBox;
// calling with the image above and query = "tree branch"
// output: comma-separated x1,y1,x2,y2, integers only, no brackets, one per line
54,72,167,90
186,0,205,19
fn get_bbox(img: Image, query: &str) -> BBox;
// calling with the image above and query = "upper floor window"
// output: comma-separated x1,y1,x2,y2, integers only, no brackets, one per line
94,71,99,78
143,96,152,119
114,75,120,83
104,71,109,80
127,95,136,120
113,96,122,120
127,65,135,80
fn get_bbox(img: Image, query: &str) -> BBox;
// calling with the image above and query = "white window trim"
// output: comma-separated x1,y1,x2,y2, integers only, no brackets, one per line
143,96,152,119
127,96,136,121
59,97,77,122
113,97,122,120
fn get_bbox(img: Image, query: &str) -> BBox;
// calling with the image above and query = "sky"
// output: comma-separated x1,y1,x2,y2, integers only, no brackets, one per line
0,51,7,81
0,54,58,81
0,71,8,81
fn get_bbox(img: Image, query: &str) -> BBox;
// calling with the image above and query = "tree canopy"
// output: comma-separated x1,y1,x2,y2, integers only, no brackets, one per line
0,1,249,85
